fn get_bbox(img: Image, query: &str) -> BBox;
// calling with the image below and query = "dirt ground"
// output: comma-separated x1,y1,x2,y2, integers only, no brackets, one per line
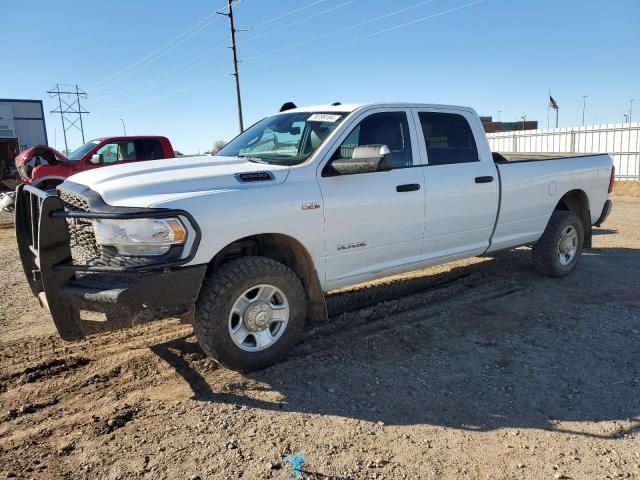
0,196,639,480
614,182,640,198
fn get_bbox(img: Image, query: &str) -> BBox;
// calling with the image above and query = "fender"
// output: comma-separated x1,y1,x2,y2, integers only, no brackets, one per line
29,174,68,187
30,165,77,184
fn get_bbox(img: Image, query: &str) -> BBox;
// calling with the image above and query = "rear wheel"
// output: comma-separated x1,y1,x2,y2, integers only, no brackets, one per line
532,210,584,277
194,256,307,371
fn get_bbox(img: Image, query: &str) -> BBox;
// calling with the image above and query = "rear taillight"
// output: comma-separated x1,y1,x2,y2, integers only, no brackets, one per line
608,166,615,193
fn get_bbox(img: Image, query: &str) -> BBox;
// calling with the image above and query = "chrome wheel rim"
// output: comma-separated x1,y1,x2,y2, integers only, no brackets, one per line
228,284,289,352
557,225,579,266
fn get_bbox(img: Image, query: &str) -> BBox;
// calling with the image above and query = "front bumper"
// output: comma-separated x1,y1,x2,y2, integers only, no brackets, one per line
14,184,206,340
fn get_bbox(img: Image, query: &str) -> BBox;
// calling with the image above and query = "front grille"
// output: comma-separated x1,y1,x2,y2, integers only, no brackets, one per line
59,189,90,211
58,188,160,269
16,162,29,182
59,189,103,265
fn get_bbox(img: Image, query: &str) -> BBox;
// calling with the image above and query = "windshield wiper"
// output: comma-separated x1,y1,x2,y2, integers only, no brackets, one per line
237,155,270,164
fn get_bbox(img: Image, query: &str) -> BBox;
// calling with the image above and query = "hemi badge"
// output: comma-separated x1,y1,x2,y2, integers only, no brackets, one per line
302,201,321,211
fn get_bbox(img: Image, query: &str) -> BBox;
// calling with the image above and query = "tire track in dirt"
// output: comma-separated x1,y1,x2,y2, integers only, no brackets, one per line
0,356,90,392
292,273,526,362
0,246,532,478
0,268,503,447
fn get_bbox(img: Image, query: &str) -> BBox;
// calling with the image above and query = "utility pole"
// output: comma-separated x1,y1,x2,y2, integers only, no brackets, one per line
630,99,635,123
581,95,588,126
48,83,89,153
521,115,526,130
120,118,127,136
497,110,501,122
219,0,244,132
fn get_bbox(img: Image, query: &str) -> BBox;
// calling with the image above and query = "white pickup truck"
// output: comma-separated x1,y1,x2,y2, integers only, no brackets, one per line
16,102,614,371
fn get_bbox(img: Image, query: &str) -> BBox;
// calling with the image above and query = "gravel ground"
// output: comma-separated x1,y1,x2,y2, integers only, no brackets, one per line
0,195,639,480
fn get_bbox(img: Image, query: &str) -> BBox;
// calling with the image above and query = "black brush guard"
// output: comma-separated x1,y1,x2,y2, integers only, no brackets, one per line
15,184,206,340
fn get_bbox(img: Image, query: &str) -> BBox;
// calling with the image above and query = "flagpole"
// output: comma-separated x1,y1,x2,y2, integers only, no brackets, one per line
547,89,550,129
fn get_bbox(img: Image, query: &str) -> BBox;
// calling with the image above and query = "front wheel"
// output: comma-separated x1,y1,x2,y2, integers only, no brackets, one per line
532,210,584,277
194,256,307,371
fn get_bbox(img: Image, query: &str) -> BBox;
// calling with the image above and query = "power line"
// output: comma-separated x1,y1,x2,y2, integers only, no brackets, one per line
238,0,359,46
243,0,441,62
242,0,487,75
96,0,426,101
93,47,228,101
106,0,486,112
109,72,231,110
91,0,338,99
86,5,227,91
249,0,330,28
90,15,223,91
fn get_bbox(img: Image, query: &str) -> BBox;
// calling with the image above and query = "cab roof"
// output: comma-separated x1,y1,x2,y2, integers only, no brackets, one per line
280,102,476,115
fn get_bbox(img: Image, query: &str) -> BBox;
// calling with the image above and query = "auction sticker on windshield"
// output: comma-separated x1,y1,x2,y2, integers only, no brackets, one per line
308,113,342,123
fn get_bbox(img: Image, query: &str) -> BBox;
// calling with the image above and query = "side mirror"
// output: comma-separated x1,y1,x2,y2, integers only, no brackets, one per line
330,145,392,175
89,154,103,165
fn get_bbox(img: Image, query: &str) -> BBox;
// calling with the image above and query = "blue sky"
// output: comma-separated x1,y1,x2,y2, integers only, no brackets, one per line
3,0,639,154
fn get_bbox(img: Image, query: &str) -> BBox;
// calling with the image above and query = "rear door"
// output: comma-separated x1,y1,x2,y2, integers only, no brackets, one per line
318,108,426,289
140,139,165,160
411,108,499,261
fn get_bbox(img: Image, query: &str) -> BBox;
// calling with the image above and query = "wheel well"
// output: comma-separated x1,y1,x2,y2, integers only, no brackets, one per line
32,177,65,190
209,234,327,323
554,189,592,248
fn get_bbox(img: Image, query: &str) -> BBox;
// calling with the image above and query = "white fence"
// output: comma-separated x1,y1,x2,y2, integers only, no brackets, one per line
487,122,640,180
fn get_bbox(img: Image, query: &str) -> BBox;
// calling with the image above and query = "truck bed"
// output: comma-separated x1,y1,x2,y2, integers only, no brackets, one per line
493,152,611,163
488,152,613,252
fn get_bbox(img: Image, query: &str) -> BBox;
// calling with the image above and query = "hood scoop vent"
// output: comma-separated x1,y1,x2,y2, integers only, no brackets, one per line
236,171,274,183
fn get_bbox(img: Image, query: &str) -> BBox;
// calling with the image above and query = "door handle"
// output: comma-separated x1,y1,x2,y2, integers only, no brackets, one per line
475,176,494,183
396,183,421,192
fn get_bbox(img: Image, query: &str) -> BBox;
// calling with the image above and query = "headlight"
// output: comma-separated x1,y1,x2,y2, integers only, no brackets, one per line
93,218,187,256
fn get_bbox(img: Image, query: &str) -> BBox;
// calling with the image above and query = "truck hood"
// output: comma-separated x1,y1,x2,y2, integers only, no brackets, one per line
15,145,70,181
66,155,291,207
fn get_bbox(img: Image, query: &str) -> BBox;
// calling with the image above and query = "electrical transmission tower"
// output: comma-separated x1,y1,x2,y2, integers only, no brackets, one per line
47,84,89,153
218,0,245,132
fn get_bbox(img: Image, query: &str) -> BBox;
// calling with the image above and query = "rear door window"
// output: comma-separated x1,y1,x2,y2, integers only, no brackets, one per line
418,112,479,165
138,139,164,160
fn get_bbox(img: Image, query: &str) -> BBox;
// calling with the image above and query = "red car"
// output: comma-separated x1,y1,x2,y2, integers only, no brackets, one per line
15,136,175,189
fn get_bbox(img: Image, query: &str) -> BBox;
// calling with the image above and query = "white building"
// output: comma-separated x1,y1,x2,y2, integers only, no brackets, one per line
0,99,48,182
0,99,48,150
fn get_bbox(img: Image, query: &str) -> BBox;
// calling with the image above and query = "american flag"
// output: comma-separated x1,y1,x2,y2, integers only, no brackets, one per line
549,95,559,110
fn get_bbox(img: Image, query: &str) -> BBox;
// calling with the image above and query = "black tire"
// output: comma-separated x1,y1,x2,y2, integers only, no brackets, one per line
532,210,584,277
194,256,307,372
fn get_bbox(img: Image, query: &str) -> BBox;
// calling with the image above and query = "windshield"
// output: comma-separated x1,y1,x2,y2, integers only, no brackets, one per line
67,140,100,161
217,112,347,165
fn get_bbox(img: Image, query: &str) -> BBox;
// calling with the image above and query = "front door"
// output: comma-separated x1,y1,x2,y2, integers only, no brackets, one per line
318,109,426,289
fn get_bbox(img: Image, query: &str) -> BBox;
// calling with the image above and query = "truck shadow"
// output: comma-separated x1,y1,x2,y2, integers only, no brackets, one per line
151,244,640,439
592,228,618,235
